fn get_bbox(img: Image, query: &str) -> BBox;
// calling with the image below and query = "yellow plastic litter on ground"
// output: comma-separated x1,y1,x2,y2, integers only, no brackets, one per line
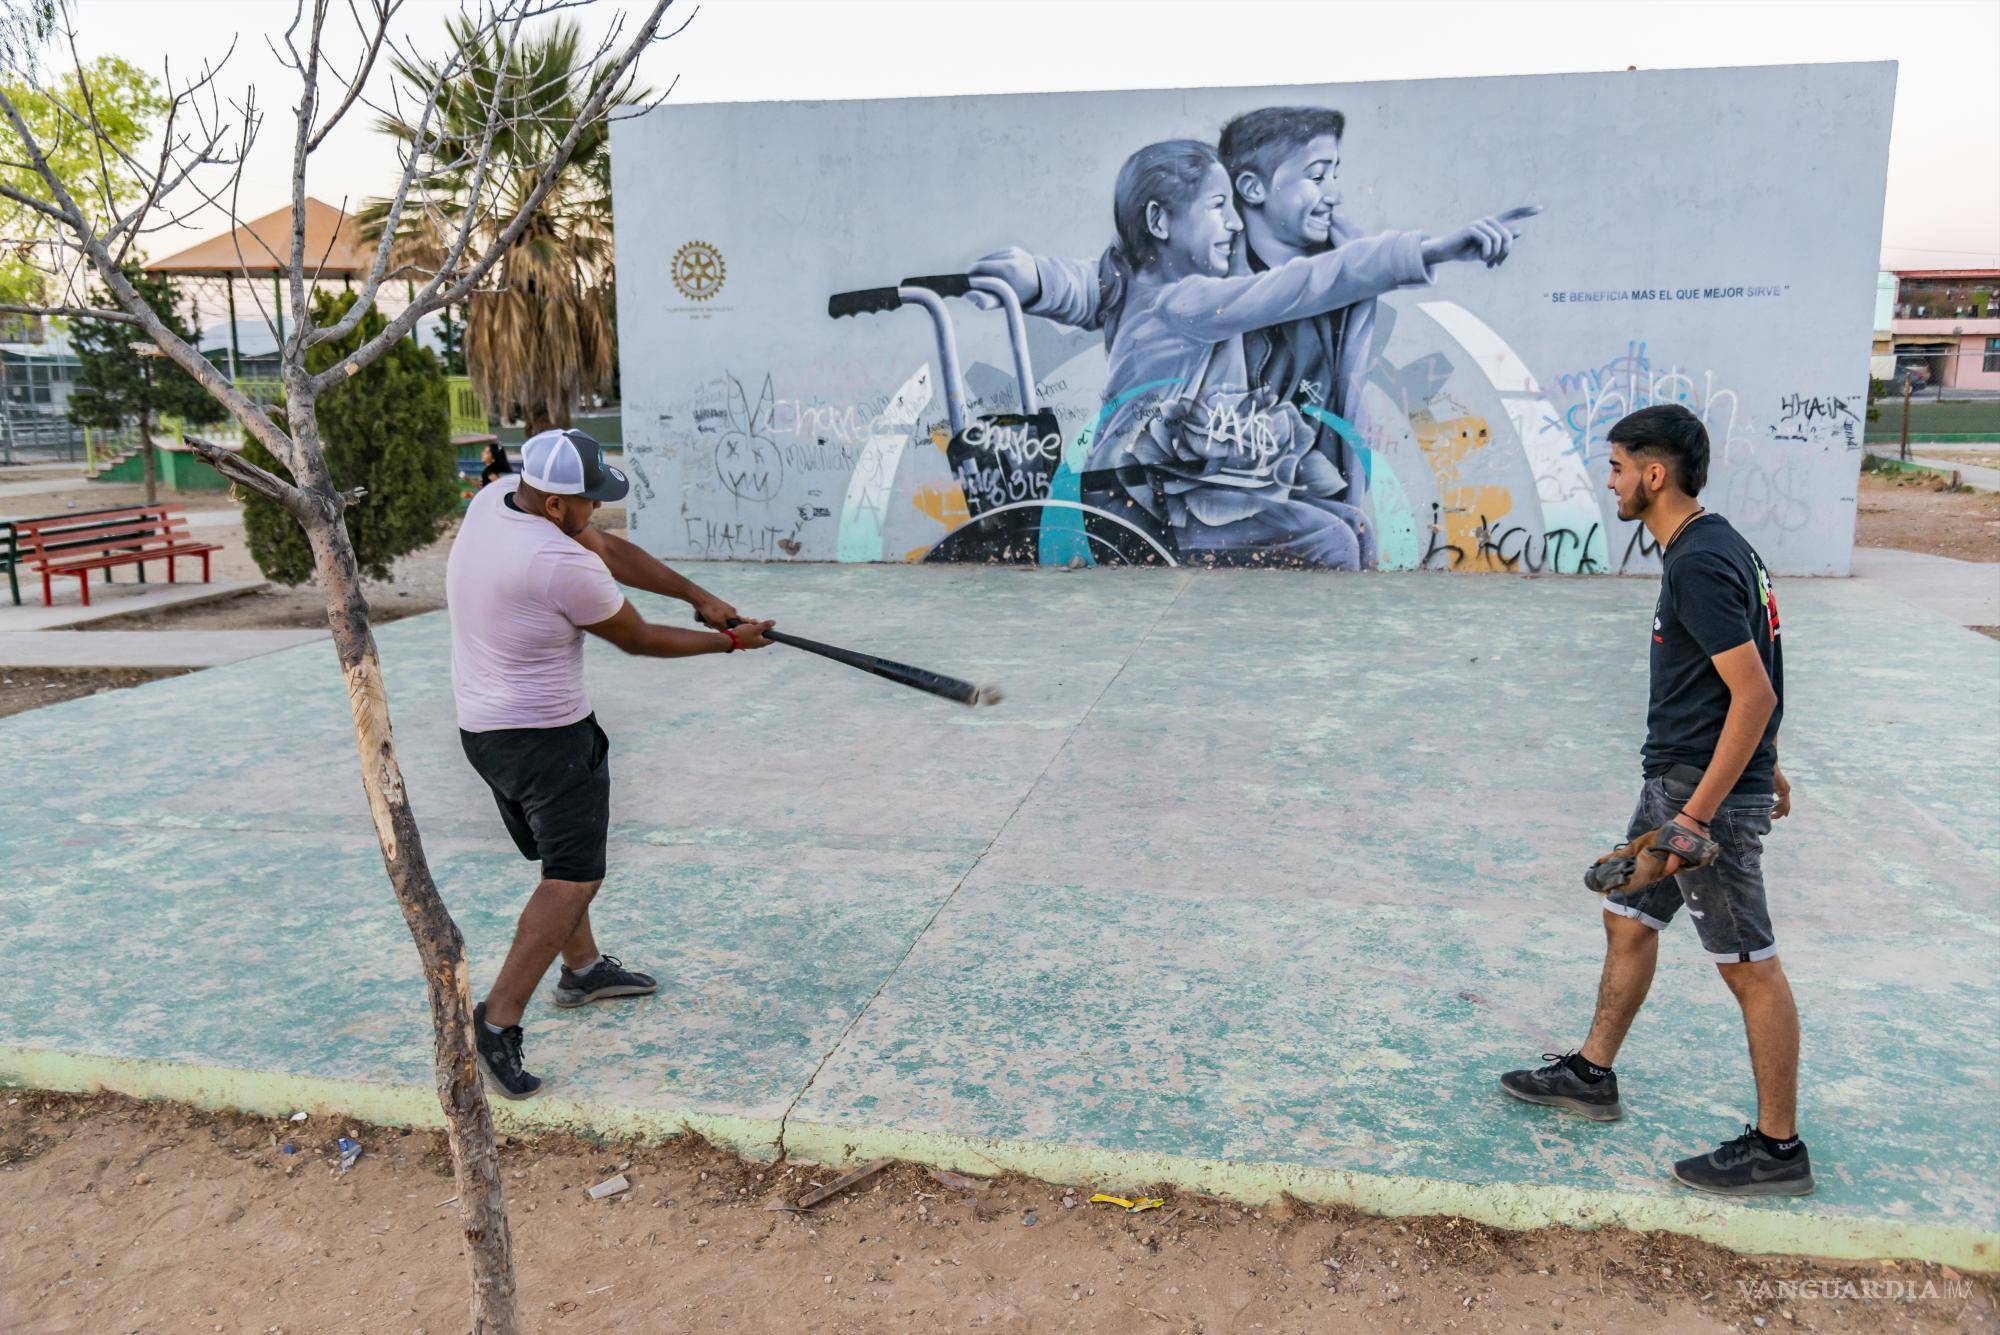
1088,1193,1165,1213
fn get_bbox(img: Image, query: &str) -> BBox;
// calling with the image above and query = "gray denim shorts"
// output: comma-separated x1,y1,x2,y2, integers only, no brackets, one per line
1604,764,1779,963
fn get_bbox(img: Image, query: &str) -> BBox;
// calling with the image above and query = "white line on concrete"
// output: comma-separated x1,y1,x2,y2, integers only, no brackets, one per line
0,627,326,669
0,580,267,631
1908,453,2000,493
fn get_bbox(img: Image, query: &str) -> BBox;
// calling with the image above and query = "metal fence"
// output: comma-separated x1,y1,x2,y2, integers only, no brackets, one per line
0,411,142,467
1882,350,2000,403
0,407,92,465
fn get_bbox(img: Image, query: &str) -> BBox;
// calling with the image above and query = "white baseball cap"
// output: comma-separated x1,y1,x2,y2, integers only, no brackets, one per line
520,428,628,501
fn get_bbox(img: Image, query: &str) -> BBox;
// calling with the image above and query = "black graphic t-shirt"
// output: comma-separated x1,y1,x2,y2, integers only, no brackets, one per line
1642,514,1783,794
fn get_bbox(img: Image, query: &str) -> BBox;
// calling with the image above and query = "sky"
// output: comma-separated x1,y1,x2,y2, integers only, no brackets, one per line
58,0,2000,272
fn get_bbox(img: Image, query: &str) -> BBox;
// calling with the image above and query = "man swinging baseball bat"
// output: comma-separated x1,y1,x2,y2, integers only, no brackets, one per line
1500,404,1811,1197
447,428,774,1099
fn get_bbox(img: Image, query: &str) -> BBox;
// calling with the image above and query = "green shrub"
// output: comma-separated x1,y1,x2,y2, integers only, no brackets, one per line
242,292,459,585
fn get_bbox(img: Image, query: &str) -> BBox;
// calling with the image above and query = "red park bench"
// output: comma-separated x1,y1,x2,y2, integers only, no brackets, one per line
14,504,222,608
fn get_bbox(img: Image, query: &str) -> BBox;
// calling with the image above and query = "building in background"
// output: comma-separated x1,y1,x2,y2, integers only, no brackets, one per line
0,323,85,463
1872,271,1898,379
1890,269,2000,392
1,324,79,416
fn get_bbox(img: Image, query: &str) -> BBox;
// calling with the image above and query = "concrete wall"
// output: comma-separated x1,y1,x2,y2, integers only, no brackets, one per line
611,63,1895,576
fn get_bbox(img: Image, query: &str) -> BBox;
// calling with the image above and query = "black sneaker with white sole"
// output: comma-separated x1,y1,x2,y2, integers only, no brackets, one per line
1499,1051,1623,1121
1673,1126,1814,1197
472,1001,543,1100
552,955,658,1009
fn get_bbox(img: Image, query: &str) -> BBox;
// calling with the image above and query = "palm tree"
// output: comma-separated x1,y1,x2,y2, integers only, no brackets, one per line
362,19,644,435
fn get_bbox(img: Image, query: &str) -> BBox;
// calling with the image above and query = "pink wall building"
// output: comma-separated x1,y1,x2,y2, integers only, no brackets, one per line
1891,269,2000,390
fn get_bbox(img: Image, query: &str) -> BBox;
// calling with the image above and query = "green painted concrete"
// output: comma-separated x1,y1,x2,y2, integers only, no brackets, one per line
0,564,1994,1270
1864,398,2000,440
90,445,230,492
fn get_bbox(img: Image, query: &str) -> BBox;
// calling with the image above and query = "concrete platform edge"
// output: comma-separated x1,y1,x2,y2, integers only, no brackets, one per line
7,1044,1993,1273
780,1120,2000,1273
0,1045,784,1164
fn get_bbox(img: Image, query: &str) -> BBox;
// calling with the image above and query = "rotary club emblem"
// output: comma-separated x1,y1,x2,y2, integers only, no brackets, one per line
671,240,726,301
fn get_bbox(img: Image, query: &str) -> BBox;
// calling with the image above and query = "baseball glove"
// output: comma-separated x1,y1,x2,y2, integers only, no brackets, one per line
1585,821,1720,896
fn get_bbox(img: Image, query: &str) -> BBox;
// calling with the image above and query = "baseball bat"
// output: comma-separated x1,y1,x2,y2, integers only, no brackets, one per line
717,617,1003,708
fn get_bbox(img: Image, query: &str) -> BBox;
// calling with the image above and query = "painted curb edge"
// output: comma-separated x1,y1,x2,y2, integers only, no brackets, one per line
3,1045,1992,1273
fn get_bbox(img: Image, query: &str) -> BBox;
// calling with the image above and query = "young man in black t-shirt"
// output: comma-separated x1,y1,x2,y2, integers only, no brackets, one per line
1500,404,1812,1197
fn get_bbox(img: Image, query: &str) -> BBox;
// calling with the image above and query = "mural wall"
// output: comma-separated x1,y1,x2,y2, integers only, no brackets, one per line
610,64,1895,576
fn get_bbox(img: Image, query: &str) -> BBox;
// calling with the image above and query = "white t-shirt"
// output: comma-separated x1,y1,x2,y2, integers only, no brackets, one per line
447,476,624,732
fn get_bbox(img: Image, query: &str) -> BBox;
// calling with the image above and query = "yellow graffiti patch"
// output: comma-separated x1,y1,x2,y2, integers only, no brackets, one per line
911,482,970,530
1413,411,1514,572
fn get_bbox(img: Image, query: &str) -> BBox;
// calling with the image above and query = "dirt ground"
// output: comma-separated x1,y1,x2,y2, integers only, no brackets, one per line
1,480,243,519
0,1093,1990,1335
1853,470,2000,563
0,666,190,719
72,514,457,631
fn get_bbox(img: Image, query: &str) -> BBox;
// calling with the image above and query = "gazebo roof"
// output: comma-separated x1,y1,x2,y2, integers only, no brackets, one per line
144,198,372,279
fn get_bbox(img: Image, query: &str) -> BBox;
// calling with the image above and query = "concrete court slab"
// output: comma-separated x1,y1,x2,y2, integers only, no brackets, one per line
1849,547,2000,628
0,825,973,1122
0,563,1994,1270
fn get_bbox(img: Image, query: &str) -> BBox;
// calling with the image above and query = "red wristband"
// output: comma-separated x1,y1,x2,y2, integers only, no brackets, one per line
722,628,739,652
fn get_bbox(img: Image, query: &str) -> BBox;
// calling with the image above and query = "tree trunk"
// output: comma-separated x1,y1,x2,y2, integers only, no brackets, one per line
290,410,520,1332
139,406,157,505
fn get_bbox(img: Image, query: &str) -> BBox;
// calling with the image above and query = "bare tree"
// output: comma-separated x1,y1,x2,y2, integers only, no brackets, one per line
0,2,685,1329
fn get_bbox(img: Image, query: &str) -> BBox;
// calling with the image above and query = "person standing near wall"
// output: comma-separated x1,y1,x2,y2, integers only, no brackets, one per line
479,441,514,488
449,427,774,1098
1498,403,1810,1197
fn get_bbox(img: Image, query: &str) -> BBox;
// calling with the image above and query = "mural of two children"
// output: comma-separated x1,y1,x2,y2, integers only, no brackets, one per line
969,106,1539,570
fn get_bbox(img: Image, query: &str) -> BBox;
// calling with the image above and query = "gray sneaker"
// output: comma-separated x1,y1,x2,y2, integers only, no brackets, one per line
1673,1126,1814,1197
552,955,658,1009
1499,1051,1624,1121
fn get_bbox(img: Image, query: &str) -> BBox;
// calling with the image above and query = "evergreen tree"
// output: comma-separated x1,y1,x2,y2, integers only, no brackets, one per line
435,304,467,377
66,266,224,503
241,292,458,584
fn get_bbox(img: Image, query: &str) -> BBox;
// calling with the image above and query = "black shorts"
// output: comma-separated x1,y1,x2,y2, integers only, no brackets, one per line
460,714,611,883
1604,763,1779,963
